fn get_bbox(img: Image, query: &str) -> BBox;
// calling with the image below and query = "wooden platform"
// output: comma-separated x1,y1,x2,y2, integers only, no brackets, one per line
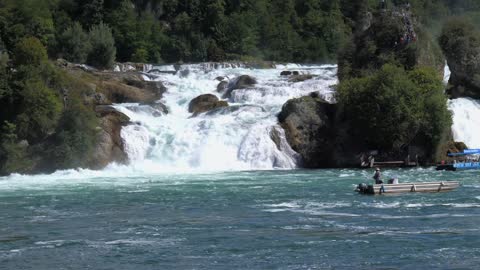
361,160,418,168
356,181,460,195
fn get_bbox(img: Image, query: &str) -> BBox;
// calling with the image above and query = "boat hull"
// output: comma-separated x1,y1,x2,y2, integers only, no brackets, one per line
356,181,460,195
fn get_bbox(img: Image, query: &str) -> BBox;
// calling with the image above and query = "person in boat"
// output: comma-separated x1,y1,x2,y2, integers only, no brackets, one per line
373,168,383,184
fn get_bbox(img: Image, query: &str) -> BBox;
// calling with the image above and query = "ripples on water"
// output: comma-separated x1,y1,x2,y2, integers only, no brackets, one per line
0,168,479,269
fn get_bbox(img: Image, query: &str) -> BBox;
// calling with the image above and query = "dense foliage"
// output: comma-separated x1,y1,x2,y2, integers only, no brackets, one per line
337,64,452,157
0,0,479,65
0,37,99,175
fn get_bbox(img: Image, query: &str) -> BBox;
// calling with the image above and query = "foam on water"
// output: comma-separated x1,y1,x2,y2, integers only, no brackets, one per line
444,65,480,148
448,98,480,148
115,64,337,172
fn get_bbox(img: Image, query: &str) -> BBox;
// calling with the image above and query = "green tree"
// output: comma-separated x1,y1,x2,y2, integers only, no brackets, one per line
87,23,116,69
15,79,62,142
338,64,451,154
79,0,104,28
50,100,98,169
58,22,91,63
131,47,148,63
0,121,32,175
13,37,48,66
106,0,137,62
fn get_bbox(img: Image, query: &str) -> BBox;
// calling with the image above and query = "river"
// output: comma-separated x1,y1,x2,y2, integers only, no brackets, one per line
1,168,479,269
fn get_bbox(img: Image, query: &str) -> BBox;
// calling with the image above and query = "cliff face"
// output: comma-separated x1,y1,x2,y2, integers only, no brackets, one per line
338,8,444,80
440,18,480,99
278,96,336,168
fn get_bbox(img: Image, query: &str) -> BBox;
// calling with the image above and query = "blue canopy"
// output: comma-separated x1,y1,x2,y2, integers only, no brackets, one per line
448,149,480,156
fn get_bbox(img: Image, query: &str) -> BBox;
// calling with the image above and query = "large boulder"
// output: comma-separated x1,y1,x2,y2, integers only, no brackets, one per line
289,74,315,83
216,81,228,93
89,105,130,169
93,72,167,103
223,75,257,98
188,94,229,116
278,96,336,168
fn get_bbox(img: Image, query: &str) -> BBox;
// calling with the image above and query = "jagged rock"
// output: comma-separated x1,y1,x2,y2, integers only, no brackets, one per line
140,101,169,115
338,8,444,80
84,92,109,106
179,69,190,78
289,74,314,83
89,72,167,103
280,71,292,76
205,104,265,116
126,102,168,117
90,106,130,169
278,96,336,168
442,25,480,99
223,75,257,98
95,105,130,122
217,81,228,93
269,128,282,151
100,80,166,103
232,75,257,89
188,94,229,115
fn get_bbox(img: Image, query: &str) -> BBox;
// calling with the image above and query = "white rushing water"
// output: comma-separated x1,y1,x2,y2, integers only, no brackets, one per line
113,64,338,172
449,98,480,148
444,65,480,148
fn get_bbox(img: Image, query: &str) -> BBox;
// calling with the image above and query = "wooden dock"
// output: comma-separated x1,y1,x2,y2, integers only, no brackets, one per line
356,181,460,195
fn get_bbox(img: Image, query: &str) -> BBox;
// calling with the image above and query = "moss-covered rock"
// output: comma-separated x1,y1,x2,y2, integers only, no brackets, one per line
278,96,336,168
90,105,129,169
188,94,229,116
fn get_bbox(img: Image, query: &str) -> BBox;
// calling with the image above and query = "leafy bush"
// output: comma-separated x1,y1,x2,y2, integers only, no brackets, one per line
337,64,451,155
87,23,116,69
49,100,98,169
439,17,480,60
15,79,62,142
0,121,32,175
58,22,91,63
131,47,148,63
13,37,48,66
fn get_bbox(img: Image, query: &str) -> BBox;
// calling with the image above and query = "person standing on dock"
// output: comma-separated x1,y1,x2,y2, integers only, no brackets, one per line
373,168,383,184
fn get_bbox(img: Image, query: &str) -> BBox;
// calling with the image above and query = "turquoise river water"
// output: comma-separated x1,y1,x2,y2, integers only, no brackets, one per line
0,168,479,269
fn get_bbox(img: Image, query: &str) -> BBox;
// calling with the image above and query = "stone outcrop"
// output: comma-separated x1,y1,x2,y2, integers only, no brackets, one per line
216,81,228,94
90,105,130,169
441,25,480,99
98,73,166,103
223,75,257,99
188,94,229,116
278,96,336,168
338,7,444,80
289,74,314,83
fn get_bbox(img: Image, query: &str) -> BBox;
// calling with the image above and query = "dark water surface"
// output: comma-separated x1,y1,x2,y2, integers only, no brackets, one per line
0,168,479,269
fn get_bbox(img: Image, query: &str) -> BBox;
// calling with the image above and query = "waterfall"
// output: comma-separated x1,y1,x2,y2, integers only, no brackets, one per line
114,64,338,172
445,64,480,148
449,98,480,148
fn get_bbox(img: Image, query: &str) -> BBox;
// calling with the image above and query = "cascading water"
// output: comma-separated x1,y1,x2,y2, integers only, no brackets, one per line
449,98,480,148
113,64,338,172
444,65,480,148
